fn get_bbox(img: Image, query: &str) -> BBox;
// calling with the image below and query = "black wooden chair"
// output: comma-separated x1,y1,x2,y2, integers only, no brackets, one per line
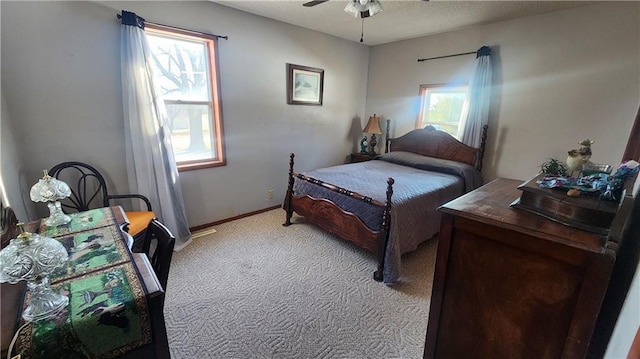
1,204,18,249
136,218,175,294
123,219,174,359
134,219,174,359
48,161,156,242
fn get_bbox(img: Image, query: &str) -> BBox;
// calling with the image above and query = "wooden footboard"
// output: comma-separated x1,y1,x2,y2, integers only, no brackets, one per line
283,153,394,281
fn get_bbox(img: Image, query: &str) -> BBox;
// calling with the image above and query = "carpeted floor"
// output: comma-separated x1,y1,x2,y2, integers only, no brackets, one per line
164,209,437,359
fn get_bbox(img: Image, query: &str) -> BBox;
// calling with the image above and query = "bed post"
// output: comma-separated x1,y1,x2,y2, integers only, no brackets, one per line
374,177,394,282
385,119,391,153
477,124,489,171
283,153,295,226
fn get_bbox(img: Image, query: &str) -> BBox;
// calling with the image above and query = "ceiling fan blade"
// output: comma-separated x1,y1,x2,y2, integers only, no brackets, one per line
303,0,329,7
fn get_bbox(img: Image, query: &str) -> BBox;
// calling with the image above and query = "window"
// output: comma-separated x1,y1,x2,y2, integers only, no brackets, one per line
146,24,225,171
417,84,468,139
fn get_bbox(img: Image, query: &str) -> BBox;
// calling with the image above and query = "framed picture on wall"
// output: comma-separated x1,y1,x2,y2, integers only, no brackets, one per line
286,63,324,106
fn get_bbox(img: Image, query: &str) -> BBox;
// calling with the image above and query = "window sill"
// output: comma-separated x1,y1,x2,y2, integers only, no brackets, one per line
177,160,226,172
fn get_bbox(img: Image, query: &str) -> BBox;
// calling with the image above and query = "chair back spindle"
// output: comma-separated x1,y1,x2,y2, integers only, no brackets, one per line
49,162,110,212
141,219,175,292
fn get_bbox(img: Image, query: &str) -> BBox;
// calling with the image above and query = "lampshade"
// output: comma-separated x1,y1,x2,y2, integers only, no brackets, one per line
30,169,72,227
0,224,69,321
344,0,383,18
363,114,383,134
30,170,71,203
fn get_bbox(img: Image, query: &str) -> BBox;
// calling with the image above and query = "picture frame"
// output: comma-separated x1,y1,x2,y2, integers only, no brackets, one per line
286,63,324,106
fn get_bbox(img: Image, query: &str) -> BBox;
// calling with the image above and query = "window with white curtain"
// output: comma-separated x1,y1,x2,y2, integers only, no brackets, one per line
416,84,468,139
146,24,225,171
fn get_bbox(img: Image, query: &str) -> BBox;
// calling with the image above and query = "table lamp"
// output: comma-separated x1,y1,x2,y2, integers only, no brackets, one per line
30,169,72,227
363,114,383,154
0,223,69,321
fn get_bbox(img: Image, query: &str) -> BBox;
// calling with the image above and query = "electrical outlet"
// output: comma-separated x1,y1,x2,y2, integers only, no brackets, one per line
267,189,274,199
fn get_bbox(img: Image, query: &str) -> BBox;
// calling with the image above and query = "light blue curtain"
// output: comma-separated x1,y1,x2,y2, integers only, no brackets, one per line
459,46,492,148
120,11,192,250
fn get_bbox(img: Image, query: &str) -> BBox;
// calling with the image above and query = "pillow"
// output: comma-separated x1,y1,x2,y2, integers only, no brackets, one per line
376,151,483,192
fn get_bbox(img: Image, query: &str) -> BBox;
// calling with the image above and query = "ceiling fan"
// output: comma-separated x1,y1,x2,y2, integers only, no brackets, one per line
303,0,384,18
303,0,329,7
301,0,388,42
303,0,428,10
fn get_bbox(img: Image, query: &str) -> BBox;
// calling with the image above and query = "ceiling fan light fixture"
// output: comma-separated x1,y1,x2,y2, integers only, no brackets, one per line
344,0,383,18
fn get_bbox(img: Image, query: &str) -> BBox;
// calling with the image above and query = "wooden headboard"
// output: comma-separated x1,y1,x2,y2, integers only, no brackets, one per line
383,119,488,171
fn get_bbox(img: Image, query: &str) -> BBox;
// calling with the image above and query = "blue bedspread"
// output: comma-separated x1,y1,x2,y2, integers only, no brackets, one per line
293,151,483,284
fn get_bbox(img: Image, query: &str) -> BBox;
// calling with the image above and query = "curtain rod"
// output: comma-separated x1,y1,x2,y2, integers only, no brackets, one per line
117,13,228,40
417,51,475,62
146,21,228,41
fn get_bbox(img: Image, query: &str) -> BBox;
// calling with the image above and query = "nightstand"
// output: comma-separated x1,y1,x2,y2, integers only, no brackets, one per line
349,152,377,163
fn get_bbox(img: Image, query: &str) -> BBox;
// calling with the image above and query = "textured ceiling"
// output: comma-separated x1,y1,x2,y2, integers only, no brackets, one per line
212,0,593,46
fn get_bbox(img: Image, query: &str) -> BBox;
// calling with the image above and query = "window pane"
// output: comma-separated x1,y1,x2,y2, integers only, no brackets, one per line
165,103,216,163
146,25,225,170
147,34,211,102
419,86,467,138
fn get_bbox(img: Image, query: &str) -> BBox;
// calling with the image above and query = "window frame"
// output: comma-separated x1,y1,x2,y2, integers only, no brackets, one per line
145,23,226,172
416,83,468,139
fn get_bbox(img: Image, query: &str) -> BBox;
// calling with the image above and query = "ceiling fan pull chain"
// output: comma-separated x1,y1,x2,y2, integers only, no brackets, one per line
360,18,364,43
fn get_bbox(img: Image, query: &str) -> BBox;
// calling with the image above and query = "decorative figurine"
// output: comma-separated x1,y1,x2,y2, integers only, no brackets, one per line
566,150,588,176
577,139,593,162
566,139,594,176
360,136,368,153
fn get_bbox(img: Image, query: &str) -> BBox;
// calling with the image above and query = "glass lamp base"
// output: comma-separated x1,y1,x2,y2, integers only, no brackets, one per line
23,278,69,322
45,201,71,227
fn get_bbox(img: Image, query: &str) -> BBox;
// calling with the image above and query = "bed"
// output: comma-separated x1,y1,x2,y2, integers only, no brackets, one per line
282,120,488,284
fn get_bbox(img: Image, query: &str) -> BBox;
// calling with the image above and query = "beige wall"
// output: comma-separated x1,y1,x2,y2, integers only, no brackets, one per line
366,4,640,356
0,90,34,221
366,2,640,183
1,1,130,220
2,0,640,356
1,1,370,224
6,1,636,223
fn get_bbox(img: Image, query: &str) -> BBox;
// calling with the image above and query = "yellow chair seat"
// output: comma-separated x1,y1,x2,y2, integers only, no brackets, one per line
126,211,156,237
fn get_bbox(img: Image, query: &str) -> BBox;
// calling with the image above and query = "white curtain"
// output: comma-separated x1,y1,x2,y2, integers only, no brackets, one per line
120,11,192,250
458,46,492,148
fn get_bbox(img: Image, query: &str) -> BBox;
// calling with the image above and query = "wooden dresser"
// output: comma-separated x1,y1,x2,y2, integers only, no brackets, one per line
424,178,636,359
